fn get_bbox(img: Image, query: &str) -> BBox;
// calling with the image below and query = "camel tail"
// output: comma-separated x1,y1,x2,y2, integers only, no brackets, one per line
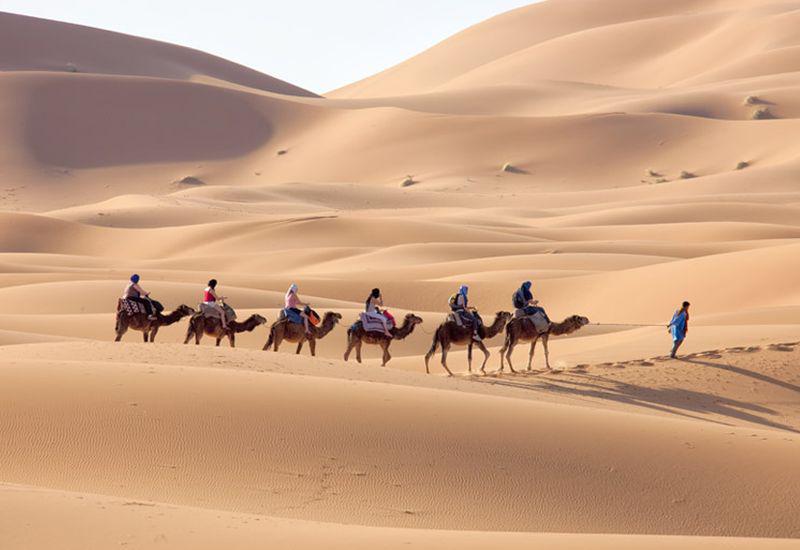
264,328,275,351
426,328,439,357
500,326,512,354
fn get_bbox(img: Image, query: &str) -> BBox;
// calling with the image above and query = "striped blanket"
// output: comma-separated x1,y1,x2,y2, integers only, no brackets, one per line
359,312,395,333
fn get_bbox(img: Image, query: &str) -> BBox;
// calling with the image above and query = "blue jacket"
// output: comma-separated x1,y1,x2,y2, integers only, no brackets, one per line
669,310,688,341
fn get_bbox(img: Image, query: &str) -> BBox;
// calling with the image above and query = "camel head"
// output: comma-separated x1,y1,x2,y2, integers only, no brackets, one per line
324,311,343,324
176,304,196,316
542,315,590,336
496,311,513,323
240,314,268,332
571,315,590,327
404,313,424,326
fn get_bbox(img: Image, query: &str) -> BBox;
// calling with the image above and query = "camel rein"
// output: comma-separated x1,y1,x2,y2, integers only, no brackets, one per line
590,322,667,328
418,321,665,336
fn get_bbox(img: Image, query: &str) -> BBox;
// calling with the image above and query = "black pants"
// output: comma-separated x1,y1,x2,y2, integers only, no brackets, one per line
128,296,152,315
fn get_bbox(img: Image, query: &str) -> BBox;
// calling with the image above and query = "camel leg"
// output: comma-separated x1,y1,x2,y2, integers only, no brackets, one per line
114,321,127,342
309,338,316,357
296,340,304,355
355,340,362,364
149,326,159,343
229,333,235,348
467,343,473,373
215,336,221,346
542,334,551,370
343,335,354,362
263,330,274,351
505,339,518,374
142,331,148,343
194,331,201,345
381,341,391,367
476,341,491,374
527,338,537,371
440,343,454,377
273,332,282,352
424,332,439,375
499,331,514,373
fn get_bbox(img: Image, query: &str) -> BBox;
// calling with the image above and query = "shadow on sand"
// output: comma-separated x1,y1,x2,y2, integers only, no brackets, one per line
471,356,799,434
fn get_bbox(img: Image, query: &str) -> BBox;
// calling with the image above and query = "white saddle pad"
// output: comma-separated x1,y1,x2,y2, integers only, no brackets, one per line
360,312,394,333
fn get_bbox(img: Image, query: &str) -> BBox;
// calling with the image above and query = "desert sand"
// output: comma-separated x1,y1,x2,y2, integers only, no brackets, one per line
1,1,799,548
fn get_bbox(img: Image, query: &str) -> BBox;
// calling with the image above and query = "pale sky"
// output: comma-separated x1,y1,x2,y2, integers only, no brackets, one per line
0,1,536,93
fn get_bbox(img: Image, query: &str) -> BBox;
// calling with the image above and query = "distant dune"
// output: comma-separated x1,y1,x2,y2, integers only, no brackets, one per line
1,1,799,548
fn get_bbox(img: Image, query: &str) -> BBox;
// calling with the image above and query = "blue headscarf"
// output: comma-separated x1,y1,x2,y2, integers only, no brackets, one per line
130,274,140,283
522,281,532,290
459,285,468,296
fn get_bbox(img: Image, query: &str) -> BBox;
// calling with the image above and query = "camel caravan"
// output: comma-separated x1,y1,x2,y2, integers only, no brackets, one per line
115,276,589,374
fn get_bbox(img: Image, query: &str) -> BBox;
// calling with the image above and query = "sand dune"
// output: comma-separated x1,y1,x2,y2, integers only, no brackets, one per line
2,342,800,538
1,1,800,548
6,486,799,550
0,12,316,96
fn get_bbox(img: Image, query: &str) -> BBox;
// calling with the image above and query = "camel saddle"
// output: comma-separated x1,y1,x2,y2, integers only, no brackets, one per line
118,298,147,316
448,310,481,329
359,312,395,333
199,302,237,321
279,306,320,326
515,309,550,334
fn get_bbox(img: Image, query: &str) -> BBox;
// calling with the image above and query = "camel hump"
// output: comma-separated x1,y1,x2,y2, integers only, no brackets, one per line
118,298,147,316
528,312,550,334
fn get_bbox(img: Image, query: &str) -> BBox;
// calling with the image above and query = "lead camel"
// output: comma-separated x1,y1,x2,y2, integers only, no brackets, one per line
499,315,590,373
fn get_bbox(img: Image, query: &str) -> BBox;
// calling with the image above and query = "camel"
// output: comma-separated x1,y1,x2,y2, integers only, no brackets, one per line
263,311,342,356
424,311,512,376
499,314,590,373
114,303,195,343
184,313,267,347
343,313,423,367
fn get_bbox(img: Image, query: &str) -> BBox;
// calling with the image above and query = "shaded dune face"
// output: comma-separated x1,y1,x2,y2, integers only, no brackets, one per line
23,76,273,168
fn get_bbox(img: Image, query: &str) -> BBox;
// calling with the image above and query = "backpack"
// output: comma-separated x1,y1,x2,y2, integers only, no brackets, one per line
448,293,460,308
304,305,321,326
512,289,526,309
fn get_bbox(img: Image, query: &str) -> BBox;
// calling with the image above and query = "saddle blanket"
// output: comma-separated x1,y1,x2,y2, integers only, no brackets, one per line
281,308,303,325
199,303,237,321
447,311,476,328
118,298,146,316
359,312,395,333
515,309,550,334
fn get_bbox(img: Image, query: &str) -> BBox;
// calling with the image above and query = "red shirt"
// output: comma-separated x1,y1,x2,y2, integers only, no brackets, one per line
203,288,215,302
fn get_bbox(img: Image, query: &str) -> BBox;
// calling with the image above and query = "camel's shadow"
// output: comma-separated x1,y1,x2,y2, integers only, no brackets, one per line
469,360,800,434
